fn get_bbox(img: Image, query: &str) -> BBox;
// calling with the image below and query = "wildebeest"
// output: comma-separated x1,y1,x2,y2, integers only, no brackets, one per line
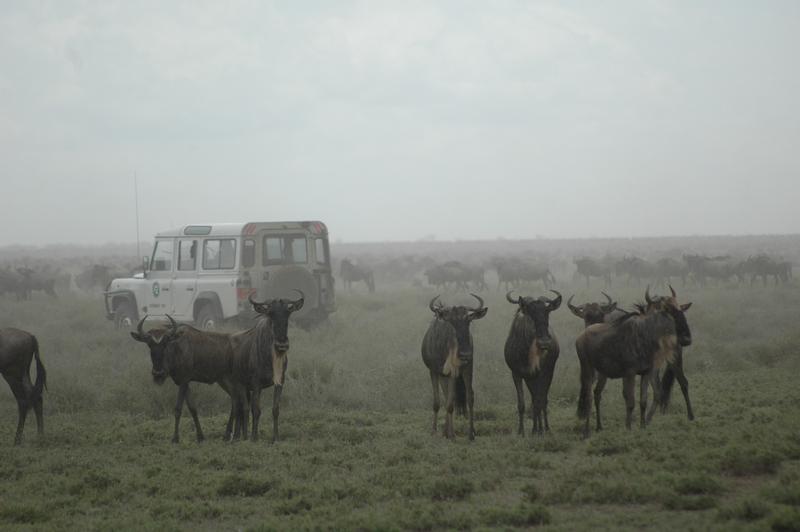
0,268,27,300
421,293,488,439
574,257,613,287
504,290,562,436
740,254,791,286
130,316,247,443
16,268,58,299
340,259,375,293
648,286,695,421
654,257,688,287
614,256,656,286
1,328,46,445
683,254,739,286
492,258,555,291
230,291,305,442
575,286,692,437
567,292,618,327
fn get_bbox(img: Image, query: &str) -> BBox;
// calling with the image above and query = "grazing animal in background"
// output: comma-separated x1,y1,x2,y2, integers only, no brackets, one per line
504,290,562,436
230,291,304,442
648,286,695,421
654,257,688,288
340,259,375,293
130,316,247,443
567,292,618,327
421,293,488,440
0,328,46,445
574,257,613,288
615,256,656,286
575,286,692,437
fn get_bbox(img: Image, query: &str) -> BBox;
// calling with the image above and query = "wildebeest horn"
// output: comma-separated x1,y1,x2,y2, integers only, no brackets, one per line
669,284,677,298
248,293,266,307
567,295,583,316
165,314,178,334
601,291,613,305
292,288,305,303
506,290,520,304
429,295,442,313
548,290,562,310
136,315,148,337
645,285,653,304
470,293,484,310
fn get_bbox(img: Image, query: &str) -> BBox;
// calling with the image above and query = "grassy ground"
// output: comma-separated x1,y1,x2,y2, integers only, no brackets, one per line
2,280,800,530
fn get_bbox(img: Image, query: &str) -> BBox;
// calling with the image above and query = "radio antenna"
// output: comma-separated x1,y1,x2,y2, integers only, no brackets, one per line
134,171,141,262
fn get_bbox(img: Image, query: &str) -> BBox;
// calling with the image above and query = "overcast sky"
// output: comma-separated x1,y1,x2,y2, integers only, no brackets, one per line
1,1,798,246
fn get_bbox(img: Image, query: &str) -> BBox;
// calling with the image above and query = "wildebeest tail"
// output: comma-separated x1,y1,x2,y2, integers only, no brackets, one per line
658,367,675,413
455,376,467,417
32,335,47,398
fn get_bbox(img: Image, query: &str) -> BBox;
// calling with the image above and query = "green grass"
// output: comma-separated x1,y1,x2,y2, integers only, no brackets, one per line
1,281,800,530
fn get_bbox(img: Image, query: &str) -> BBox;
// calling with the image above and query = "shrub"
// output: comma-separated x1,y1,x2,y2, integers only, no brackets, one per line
430,479,473,501
720,446,782,476
217,476,274,497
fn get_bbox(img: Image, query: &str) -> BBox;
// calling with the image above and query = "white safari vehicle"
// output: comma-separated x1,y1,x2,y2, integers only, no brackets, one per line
105,221,335,329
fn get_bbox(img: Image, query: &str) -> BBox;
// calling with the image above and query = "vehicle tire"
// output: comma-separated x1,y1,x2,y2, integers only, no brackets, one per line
114,301,137,329
196,304,221,330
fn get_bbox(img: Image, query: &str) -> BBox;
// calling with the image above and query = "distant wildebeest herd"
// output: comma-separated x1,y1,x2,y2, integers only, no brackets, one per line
333,253,792,295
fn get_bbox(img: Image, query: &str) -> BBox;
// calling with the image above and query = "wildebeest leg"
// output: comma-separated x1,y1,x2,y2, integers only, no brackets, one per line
218,380,236,441
444,375,456,439
430,370,440,434
673,366,694,421
462,366,475,441
172,383,189,444
639,373,650,428
593,374,607,432
622,374,636,430
183,386,205,442
272,384,283,443
513,374,525,436
5,376,30,445
250,385,262,442
524,378,543,436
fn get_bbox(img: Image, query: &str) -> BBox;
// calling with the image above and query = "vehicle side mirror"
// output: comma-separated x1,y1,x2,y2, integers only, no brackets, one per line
142,256,150,275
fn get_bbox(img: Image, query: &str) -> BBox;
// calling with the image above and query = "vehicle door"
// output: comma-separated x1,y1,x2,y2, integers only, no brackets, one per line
146,239,175,316
172,239,198,319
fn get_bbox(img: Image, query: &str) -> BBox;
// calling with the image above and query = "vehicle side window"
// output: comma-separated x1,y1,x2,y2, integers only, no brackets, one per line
178,240,197,271
263,237,284,265
242,239,255,268
151,240,173,271
290,238,307,263
203,239,237,270
315,238,329,265
262,235,308,265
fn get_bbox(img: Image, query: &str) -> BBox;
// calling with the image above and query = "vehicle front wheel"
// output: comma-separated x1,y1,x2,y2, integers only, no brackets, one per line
196,304,221,330
114,301,137,329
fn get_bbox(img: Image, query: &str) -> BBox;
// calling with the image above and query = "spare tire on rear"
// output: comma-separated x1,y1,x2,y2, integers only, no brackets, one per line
262,266,319,323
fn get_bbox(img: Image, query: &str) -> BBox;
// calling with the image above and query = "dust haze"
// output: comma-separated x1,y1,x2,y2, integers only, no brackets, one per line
2,2,799,246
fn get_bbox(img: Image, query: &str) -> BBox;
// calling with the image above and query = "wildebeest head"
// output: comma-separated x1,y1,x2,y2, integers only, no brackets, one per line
428,293,488,358
644,285,692,346
507,290,562,351
567,292,617,326
249,290,305,354
130,315,180,384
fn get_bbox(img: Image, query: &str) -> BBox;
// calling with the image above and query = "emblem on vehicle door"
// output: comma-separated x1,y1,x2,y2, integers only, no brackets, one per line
152,282,160,297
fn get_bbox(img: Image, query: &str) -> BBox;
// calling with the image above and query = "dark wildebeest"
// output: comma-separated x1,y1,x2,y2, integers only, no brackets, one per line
574,257,613,288
647,286,695,421
16,268,58,300
0,328,46,445
615,256,656,286
230,291,305,442
740,254,789,286
340,259,375,293
575,286,692,437
130,316,247,443
421,294,488,440
683,254,739,286
567,292,618,327
654,257,688,288
504,290,562,436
